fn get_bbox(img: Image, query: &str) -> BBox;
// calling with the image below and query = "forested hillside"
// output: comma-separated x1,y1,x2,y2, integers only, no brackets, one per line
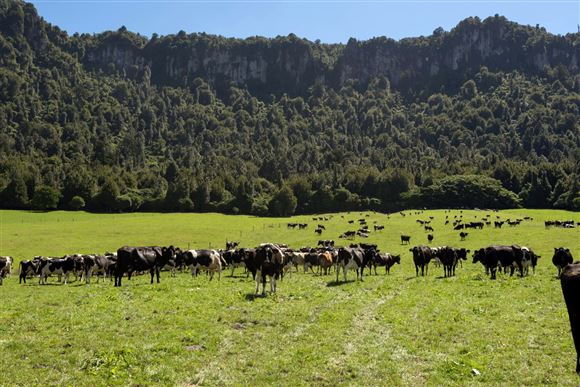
0,0,578,214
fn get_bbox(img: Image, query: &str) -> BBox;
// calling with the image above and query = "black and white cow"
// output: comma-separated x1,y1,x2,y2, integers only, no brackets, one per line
115,246,174,287
222,249,246,276
19,259,41,284
336,247,367,282
0,257,9,285
254,245,284,296
38,256,75,284
0,256,13,278
182,249,222,280
370,252,401,275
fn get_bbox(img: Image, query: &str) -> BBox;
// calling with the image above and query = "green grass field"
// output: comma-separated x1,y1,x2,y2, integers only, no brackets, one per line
0,208,579,386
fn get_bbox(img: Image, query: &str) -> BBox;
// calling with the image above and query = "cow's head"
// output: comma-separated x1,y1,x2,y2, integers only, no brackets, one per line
472,249,485,264
393,255,401,264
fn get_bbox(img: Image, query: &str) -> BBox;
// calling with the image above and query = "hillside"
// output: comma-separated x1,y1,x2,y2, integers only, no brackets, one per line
0,0,578,214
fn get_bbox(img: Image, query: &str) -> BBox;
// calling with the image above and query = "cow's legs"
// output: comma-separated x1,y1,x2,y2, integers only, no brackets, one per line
218,268,221,281
255,269,261,295
209,271,214,281
343,266,347,282
336,264,340,283
271,275,276,293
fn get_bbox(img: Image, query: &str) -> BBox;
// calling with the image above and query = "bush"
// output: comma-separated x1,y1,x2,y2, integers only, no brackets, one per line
31,185,61,210
69,196,85,210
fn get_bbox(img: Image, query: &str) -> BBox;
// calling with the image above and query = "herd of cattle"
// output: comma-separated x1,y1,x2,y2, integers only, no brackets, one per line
0,243,574,290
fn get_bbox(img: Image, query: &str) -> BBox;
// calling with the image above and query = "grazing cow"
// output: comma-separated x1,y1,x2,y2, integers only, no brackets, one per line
317,224,326,230
427,234,434,243
438,247,458,277
400,235,411,245
114,246,174,286
340,231,356,239
39,256,75,284
560,262,580,374
254,245,284,296
318,251,334,275
370,252,401,275
553,247,574,278
410,245,434,276
472,245,526,279
315,228,323,235
374,225,384,231
336,247,367,282
424,225,434,232
460,232,468,241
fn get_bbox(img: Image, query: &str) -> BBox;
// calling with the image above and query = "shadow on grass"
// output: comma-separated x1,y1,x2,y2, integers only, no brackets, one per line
326,280,355,287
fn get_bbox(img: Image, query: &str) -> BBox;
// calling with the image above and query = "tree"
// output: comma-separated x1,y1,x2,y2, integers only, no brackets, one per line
69,195,85,210
95,177,121,212
268,185,297,217
31,185,61,210
1,174,29,209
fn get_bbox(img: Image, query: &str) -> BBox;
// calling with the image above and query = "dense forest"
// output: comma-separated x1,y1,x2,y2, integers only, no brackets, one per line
0,0,578,215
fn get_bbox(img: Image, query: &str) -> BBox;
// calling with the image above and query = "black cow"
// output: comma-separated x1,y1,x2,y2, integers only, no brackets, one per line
472,248,499,279
459,232,468,241
400,235,411,245
254,245,284,296
453,248,470,268
437,247,458,277
410,245,434,276
553,247,574,278
240,248,258,279
561,262,580,374
114,246,173,286
427,233,434,243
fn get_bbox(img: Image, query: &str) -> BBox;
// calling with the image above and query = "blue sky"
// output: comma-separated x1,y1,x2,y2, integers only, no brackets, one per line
30,1,579,43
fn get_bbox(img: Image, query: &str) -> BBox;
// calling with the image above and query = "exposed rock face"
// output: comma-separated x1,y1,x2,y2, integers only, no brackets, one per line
2,0,578,96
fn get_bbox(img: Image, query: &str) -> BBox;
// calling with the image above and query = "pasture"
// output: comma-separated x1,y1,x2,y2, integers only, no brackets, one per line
0,208,579,386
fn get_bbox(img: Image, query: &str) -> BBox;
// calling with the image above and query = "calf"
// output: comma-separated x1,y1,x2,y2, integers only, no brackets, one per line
561,262,580,374
553,247,574,278
400,235,411,245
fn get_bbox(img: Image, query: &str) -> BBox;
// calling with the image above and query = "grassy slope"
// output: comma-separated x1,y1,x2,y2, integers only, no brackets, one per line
0,209,579,386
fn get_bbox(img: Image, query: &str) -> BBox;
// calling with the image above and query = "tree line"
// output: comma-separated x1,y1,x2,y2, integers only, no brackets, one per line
0,0,578,215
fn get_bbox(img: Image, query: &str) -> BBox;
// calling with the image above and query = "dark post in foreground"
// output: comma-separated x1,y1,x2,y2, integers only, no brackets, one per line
561,262,580,374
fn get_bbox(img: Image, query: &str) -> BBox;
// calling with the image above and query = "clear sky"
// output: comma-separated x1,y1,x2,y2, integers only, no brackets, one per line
30,0,579,43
